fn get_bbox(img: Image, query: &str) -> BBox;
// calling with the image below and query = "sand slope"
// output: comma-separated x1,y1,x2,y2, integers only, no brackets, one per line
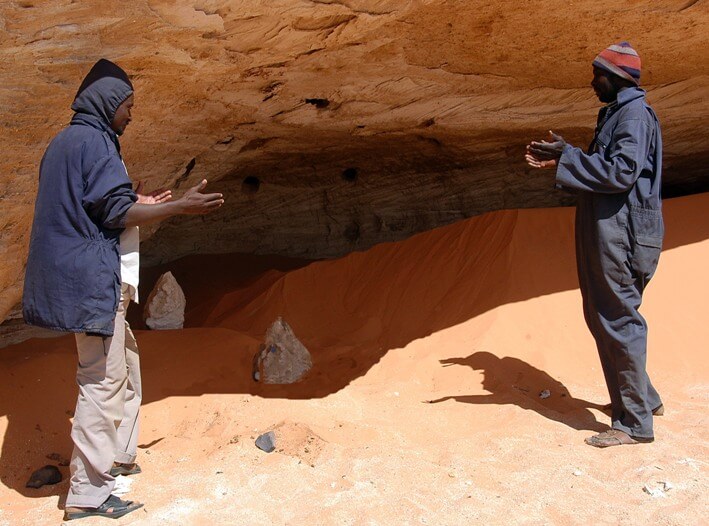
0,193,707,525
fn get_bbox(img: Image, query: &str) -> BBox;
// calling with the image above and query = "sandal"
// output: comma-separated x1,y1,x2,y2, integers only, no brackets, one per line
64,494,143,521
110,462,142,477
584,429,653,448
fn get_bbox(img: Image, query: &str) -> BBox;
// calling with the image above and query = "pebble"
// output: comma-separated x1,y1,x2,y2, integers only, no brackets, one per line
255,431,276,453
643,481,673,498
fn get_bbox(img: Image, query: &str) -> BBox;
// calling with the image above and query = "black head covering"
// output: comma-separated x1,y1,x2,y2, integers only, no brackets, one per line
71,59,134,127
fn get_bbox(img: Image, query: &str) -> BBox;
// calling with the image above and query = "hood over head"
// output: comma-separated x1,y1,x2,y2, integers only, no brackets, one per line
71,59,133,127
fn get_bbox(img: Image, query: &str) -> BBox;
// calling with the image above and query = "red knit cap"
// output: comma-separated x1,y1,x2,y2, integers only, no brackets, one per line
593,42,641,85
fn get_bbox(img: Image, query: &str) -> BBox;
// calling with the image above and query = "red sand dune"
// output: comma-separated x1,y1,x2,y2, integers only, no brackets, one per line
0,193,707,525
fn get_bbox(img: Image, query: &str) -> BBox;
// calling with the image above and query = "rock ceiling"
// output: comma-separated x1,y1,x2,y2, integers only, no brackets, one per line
0,0,707,321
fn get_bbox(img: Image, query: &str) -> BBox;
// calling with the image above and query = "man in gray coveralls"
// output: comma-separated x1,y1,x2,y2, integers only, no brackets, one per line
525,42,664,448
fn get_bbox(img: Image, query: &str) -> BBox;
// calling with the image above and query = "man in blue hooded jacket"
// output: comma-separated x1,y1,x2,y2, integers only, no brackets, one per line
525,42,664,448
23,59,224,520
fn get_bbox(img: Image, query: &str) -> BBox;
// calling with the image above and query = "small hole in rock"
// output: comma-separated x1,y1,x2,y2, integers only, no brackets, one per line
341,167,358,182
242,176,261,194
305,98,330,109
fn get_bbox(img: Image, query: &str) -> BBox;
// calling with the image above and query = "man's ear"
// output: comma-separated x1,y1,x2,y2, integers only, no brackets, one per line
611,75,634,92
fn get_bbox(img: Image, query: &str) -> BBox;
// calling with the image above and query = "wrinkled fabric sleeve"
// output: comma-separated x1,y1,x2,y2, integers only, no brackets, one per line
83,154,137,229
556,118,653,193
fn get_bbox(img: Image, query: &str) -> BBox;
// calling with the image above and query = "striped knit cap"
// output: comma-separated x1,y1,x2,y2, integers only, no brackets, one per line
593,41,641,85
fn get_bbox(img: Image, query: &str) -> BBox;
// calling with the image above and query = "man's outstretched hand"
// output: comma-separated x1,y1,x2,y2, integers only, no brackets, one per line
124,179,224,227
176,179,224,214
135,181,172,204
525,130,566,169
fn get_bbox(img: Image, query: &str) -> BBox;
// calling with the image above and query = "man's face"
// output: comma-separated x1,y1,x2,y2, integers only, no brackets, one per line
110,94,134,135
591,67,618,104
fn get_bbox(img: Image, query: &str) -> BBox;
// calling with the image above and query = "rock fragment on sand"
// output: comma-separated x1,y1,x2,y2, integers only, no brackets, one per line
255,431,276,453
642,484,665,498
252,318,312,384
26,465,62,488
144,271,186,330
643,481,673,498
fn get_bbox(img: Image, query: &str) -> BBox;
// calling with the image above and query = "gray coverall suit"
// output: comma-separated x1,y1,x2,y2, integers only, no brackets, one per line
556,86,663,440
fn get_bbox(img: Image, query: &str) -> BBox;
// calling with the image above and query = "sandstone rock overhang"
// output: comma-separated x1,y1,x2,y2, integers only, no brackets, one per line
0,0,707,322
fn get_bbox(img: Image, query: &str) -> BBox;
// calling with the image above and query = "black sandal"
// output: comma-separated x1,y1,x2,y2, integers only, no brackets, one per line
64,494,143,521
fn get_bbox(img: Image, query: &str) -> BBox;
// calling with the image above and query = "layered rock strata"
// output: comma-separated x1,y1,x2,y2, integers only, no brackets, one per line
0,0,707,322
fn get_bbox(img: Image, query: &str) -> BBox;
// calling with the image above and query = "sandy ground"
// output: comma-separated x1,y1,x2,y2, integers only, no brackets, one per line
0,193,707,525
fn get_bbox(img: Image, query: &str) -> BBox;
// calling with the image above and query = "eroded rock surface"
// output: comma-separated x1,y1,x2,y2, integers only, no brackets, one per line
253,317,312,384
0,0,707,322
144,271,186,330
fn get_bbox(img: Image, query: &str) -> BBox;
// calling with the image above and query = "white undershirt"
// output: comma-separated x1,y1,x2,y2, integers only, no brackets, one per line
119,159,139,303
120,226,140,303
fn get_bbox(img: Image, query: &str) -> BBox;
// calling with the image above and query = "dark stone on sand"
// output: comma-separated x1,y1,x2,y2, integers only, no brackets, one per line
26,465,62,488
255,431,276,453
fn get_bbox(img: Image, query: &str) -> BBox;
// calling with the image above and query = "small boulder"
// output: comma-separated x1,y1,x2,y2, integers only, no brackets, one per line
255,431,276,453
252,318,312,384
26,465,62,488
143,272,186,330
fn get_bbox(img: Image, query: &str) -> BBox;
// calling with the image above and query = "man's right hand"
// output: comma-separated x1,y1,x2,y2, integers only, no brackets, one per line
177,179,224,214
525,130,566,169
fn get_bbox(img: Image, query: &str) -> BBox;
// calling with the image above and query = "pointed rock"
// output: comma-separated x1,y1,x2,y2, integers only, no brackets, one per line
144,272,186,330
252,318,312,384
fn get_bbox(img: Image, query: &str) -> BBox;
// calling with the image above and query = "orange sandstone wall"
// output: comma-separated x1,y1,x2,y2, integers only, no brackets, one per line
0,0,707,322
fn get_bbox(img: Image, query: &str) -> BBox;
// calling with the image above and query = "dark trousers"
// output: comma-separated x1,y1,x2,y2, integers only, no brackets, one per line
575,196,662,439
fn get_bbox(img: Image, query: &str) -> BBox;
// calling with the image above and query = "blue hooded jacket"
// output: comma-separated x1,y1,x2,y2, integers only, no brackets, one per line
23,59,137,336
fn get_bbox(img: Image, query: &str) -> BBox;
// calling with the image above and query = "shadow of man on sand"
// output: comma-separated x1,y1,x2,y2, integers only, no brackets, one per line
428,351,608,432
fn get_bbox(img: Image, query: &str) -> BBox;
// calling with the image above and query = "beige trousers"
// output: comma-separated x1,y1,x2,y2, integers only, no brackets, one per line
66,285,142,508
